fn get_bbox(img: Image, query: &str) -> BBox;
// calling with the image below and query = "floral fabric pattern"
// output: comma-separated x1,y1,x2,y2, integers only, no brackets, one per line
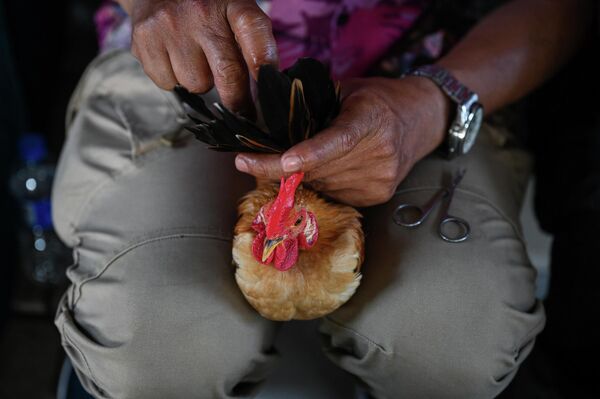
266,0,427,79
95,0,131,53
96,1,428,78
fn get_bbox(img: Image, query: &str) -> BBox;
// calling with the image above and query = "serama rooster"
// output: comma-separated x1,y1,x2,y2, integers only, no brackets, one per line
175,58,364,321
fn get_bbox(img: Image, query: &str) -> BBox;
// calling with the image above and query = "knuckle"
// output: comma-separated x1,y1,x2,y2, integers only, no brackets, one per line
379,167,398,184
377,139,398,159
230,4,271,31
181,74,213,93
227,4,276,66
243,12,270,31
337,128,360,154
153,7,178,30
142,66,173,90
203,28,231,48
375,107,395,134
214,60,246,87
156,79,175,91
189,0,212,18
132,22,151,43
183,80,212,94
152,78,174,91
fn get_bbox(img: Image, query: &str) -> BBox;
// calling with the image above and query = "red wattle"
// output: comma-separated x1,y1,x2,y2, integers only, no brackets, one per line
274,239,299,271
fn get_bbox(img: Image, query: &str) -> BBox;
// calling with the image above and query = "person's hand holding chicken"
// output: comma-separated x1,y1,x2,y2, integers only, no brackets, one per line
236,77,450,207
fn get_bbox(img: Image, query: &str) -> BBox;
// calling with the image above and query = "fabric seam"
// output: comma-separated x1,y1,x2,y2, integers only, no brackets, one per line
72,233,232,308
62,323,107,396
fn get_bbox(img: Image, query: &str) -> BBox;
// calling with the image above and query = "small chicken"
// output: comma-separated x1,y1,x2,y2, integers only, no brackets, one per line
176,58,364,320
233,172,363,320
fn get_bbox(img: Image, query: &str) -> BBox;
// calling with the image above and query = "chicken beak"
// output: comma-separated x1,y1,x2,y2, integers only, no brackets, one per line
262,237,285,262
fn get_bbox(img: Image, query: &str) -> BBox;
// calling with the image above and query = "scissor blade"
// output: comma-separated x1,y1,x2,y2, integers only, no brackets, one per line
451,169,467,189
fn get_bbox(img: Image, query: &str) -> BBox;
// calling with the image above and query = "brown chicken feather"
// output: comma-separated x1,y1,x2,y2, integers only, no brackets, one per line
233,183,364,321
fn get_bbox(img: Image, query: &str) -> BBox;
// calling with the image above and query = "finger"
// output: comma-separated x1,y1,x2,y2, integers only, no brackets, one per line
302,153,368,182
303,134,397,182
168,42,213,93
199,28,252,112
132,40,177,90
227,0,278,79
280,99,369,173
306,169,369,192
235,153,284,180
321,188,382,208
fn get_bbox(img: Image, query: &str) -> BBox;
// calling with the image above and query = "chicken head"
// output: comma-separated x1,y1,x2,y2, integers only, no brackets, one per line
251,172,319,271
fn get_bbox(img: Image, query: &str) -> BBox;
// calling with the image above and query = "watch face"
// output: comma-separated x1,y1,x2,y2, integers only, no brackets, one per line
462,104,483,154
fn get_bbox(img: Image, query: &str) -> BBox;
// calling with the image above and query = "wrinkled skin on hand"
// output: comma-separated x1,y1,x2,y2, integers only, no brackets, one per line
235,77,451,207
128,0,278,112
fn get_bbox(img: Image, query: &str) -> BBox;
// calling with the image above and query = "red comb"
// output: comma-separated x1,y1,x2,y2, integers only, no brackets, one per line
266,172,304,237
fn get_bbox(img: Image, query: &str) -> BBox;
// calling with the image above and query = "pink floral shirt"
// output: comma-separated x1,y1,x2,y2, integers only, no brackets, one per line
263,0,426,79
96,1,429,79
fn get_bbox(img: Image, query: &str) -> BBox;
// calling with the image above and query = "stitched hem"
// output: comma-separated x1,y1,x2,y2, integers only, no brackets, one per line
62,322,107,395
72,233,232,307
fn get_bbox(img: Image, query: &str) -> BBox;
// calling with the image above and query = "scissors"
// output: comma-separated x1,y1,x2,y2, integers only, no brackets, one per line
393,169,470,243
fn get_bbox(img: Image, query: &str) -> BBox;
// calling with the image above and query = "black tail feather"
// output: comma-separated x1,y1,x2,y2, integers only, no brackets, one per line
174,85,214,119
285,58,337,132
289,79,311,145
257,64,292,147
175,57,339,154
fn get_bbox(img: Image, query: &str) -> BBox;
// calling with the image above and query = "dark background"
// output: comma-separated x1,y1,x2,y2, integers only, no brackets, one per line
1,0,100,397
1,0,598,398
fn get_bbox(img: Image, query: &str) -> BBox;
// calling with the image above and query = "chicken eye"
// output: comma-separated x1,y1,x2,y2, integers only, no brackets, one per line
295,217,303,226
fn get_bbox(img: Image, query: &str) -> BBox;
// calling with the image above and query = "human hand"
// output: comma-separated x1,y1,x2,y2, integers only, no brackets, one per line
235,76,451,207
125,0,278,111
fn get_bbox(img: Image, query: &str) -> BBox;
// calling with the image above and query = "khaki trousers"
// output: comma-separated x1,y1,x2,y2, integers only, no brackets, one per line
53,50,544,399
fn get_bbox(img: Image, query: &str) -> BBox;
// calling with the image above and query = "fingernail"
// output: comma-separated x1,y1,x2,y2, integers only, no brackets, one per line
235,156,249,172
282,156,301,172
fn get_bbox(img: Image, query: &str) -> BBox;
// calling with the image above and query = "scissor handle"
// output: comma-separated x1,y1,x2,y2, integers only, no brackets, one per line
438,216,470,243
393,203,426,227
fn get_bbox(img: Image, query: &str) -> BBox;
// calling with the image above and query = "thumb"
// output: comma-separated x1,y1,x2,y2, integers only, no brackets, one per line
280,100,365,173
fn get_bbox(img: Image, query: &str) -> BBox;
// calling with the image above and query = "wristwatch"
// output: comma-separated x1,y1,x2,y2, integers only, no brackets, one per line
408,65,484,159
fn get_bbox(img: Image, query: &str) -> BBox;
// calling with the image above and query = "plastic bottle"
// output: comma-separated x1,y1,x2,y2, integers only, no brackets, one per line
10,133,69,285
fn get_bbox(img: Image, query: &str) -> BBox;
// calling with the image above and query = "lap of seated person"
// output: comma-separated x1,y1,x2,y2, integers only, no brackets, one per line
52,50,544,399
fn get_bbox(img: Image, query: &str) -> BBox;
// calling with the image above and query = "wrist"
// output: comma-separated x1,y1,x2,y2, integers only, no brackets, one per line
401,76,451,152
406,65,484,158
